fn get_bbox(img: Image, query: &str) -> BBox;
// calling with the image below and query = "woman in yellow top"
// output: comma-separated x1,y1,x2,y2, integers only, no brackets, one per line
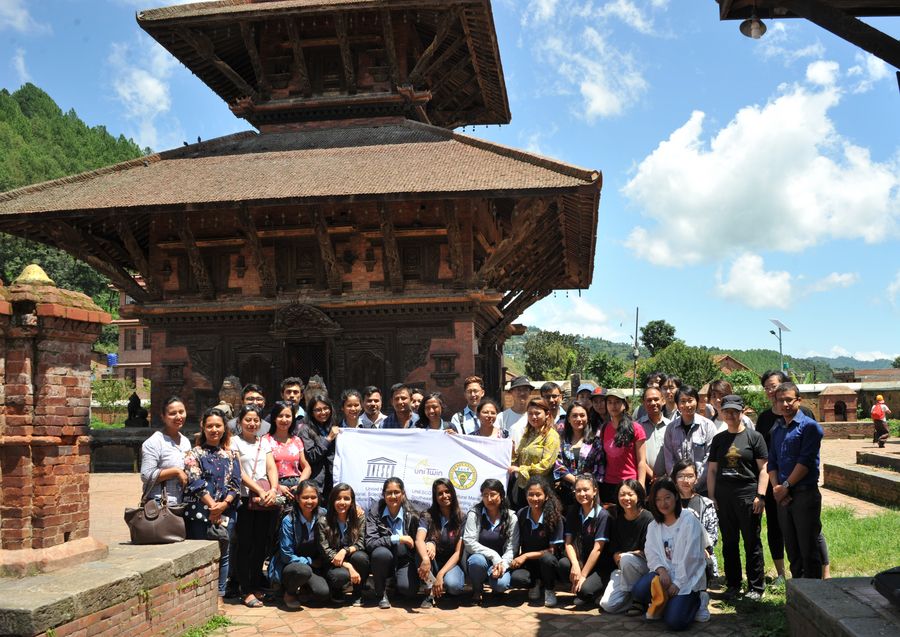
509,398,561,508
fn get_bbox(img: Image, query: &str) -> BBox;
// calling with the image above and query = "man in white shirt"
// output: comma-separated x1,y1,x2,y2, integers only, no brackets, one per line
638,386,671,480
450,375,485,435
360,385,387,428
498,375,532,445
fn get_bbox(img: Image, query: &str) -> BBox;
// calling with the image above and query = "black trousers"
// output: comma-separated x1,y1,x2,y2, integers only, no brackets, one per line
716,483,765,593
763,483,785,561
324,551,371,597
510,552,561,590
369,544,418,598
282,562,331,600
558,557,606,600
777,486,823,579
233,503,278,594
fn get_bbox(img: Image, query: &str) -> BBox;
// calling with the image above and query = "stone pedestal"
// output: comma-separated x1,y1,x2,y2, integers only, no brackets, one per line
0,265,111,576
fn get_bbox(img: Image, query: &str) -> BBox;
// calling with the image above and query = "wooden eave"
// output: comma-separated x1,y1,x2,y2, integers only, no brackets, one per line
138,0,511,127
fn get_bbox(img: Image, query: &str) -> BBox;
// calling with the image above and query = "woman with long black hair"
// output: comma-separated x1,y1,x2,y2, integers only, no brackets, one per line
463,478,519,605
317,483,369,606
597,389,646,504
416,477,466,608
509,476,564,607
366,477,420,609
264,401,311,499
299,394,340,497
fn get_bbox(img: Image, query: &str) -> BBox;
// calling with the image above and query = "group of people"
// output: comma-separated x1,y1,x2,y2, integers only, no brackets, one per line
139,369,827,631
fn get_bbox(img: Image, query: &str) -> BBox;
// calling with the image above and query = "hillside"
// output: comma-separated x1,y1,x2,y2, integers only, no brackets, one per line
0,84,147,350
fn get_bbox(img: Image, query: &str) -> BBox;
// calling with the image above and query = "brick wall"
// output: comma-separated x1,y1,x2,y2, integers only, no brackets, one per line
823,462,900,508
35,562,218,637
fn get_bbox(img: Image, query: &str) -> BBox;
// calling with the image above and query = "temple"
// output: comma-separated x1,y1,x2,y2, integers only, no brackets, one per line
0,0,600,419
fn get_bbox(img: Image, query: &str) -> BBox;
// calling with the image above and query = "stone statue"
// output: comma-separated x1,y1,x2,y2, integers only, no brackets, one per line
219,375,242,415
124,392,150,427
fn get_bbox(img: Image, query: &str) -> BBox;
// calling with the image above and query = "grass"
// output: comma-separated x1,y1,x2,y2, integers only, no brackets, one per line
710,504,900,636
89,418,125,430
179,615,232,637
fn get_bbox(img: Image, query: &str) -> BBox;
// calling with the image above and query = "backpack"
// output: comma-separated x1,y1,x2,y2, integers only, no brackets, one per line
872,403,885,420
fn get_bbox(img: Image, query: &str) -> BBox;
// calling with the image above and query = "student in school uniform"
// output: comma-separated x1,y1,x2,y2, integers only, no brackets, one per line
365,477,420,609
559,473,611,609
509,476,565,607
463,478,519,605
416,478,466,608
317,483,369,606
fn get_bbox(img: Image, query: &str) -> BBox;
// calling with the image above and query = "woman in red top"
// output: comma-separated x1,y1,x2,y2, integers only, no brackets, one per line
599,389,647,504
264,401,312,498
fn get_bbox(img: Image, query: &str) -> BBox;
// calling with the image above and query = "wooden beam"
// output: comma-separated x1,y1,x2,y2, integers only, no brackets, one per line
286,18,313,97
458,6,489,111
240,21,271,96
719,0,735,20
477,198,549,287
407,9,458,85
378,202,403,293
380,10,402,87
174,215,215,300
43,223,148,302
780,0,900,69
175,27,258,100
484,289,551,347
334,14,357,94
117,219,162,300
235,206,277,298
443,200,464,287
311,206,343,295
418,36,467,83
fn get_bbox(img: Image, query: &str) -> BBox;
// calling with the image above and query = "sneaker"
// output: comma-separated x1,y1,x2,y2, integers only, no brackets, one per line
350,596,363,607
771,575,786,588
744,590,764,602
544,590,557,608
724,586,741,600
471,588,483,605
695,591,710,623
420,595,434,609
528,583,543,601
378,594,391,609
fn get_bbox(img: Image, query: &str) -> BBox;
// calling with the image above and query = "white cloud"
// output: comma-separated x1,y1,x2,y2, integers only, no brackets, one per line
597,0,667,35
847,52,890,93
715,253,792,310
806,272,858,294
522,0,561,24
108,38,181,150
852,350,896,362
759,22,825,63
520,123,559,156
888,271,900,306
11,47,29,83
624,66,900,266
806,60,839,86
806,346,896,361
540,27,647,119
519,296,626,340
0,0,47,33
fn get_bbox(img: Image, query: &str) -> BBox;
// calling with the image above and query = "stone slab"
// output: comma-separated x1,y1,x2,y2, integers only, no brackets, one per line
788,577,900,637
857,450,900,473
0,536,108,578
0,540,218,636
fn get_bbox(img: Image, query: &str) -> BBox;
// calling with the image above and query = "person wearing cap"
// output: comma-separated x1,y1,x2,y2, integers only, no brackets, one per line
589,386,608,430
871,395,892,448
575,382,596,409
498,376,533,447
591,388,647,504
707,395,769,600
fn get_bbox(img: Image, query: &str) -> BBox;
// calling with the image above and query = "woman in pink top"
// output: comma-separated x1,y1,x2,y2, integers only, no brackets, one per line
599,389,647,504
264,401,311,498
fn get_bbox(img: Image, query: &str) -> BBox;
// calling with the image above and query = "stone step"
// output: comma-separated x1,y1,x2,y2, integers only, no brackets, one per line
787,577,900,637
857,450,900,473
824,462,900,508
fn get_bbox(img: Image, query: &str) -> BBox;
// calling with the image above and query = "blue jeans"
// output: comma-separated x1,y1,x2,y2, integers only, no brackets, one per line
467,553,511,593
633,572,700,632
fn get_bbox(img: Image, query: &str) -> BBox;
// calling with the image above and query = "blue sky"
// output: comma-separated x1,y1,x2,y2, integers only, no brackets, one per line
1,0,898,361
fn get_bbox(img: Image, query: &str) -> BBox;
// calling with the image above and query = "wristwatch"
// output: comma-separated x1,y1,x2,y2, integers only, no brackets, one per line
755,494,765,500
782,479,791,490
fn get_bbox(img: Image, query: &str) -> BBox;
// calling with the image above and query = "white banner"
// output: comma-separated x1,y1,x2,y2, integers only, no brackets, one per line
334,429,513,512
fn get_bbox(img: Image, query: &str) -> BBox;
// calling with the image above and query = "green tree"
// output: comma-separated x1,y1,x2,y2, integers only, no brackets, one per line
91,377,135,424
585,352,628,388
726,369,759,388
523,330,588,380
640,319,677,356
893,355,900,369
642,342,720,389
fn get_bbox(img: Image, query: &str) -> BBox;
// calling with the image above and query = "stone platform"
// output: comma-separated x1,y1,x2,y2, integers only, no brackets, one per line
787,577,900,637
0,541,220,637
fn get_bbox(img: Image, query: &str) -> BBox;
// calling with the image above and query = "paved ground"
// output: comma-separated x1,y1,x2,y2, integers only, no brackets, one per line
92,436,895,636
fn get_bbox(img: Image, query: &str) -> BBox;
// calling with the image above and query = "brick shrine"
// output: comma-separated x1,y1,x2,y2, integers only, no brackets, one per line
0,265,110,575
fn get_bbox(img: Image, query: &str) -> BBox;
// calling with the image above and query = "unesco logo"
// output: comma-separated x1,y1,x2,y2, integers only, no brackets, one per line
364,457,397,483
448,462,477,490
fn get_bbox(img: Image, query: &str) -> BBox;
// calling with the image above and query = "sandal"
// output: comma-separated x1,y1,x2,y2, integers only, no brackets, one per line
243,594,264,608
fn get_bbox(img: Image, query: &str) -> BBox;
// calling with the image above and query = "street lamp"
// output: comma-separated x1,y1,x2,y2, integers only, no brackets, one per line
769,319,791,372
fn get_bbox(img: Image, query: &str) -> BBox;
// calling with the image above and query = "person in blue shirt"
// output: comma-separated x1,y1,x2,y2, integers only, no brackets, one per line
366,477,420,608
462,478,519,605
451,375,486,434
767,381,824,579
317,483,369,606
268,479,329,610
509,476,565,607
382,383,418,429
415,478,466,608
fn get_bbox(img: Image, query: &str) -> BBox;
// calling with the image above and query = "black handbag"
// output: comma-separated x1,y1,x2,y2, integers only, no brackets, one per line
124,481,186,545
